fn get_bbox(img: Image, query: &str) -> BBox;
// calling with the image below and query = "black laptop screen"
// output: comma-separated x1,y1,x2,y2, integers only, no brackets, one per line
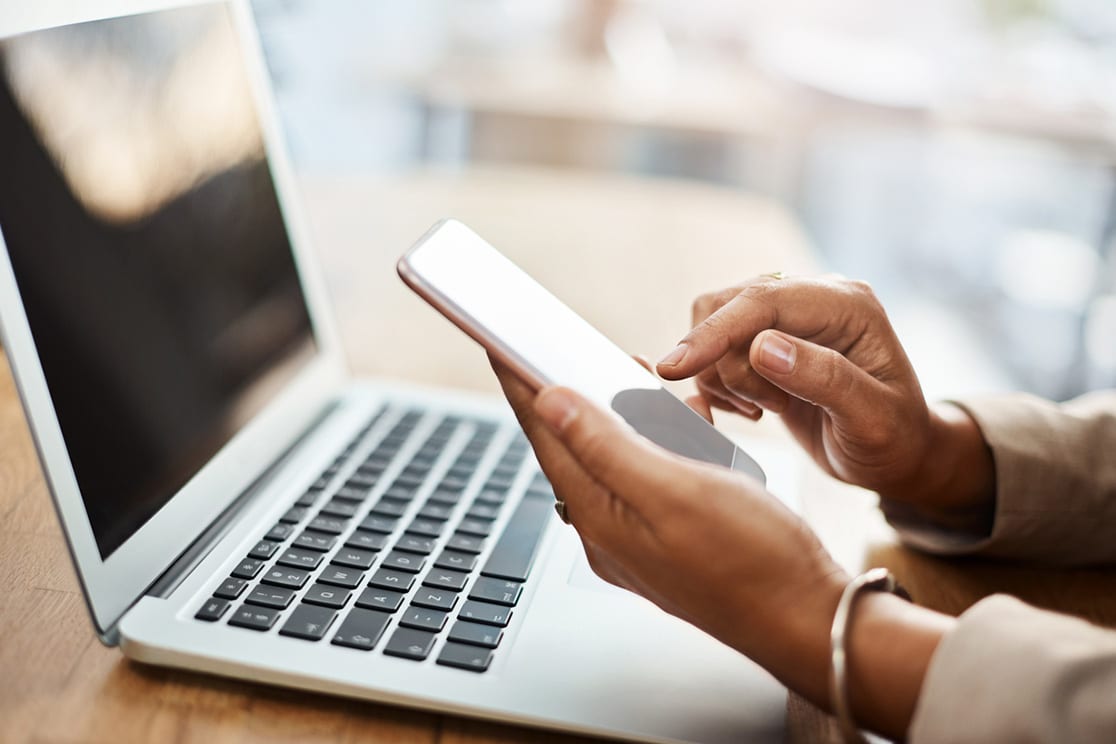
0,5,318,558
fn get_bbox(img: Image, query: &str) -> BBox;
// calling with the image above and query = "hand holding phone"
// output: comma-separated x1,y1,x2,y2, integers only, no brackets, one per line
398,219,764,483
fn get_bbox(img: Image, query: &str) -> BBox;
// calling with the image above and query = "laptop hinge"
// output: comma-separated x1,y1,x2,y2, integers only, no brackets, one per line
141,400,340,603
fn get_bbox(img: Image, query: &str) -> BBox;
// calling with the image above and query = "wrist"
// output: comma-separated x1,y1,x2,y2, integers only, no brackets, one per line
879,402,996,532
751,568,848,713
844,592,954,739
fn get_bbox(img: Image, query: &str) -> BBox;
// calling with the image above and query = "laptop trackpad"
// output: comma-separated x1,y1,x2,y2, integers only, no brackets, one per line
610,387,765,484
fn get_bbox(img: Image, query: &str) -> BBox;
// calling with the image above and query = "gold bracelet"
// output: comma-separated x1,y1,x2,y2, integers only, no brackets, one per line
829,568,910,743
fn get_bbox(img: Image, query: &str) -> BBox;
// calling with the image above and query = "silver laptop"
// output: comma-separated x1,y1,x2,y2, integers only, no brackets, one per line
0,2,787,742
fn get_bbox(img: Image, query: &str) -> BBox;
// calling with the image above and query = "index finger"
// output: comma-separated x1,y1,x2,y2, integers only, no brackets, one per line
656,278,850,380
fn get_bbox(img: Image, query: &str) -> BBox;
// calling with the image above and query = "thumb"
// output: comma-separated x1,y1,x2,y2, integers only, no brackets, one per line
532,387,693,520
749,330,886,417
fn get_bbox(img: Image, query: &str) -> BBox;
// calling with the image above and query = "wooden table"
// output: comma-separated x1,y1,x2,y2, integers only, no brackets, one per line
3,166,1115,744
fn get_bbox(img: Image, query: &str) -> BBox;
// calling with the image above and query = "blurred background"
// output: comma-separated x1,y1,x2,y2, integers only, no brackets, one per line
253,0,1116,403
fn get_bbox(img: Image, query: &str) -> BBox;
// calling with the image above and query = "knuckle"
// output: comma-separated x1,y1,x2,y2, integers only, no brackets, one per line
849,279,880,305
691,295,710,320
717,362,755,398
571,422,613,471
814,347,846,396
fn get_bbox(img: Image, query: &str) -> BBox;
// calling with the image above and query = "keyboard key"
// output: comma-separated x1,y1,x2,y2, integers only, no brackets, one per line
214,577,248,600
493,463,520,479
383,627,437,661
485,474,515,491
303,583,351,609
228,605,280,631
474,489,506,506
308,516,347,535
417,503,454,521
344,473,378,489
333,547,377,570
345,530,389,552
393,472,425,488
405,519,444,538
319,564,364,589
247,540,281,560
468,577,523,606
295,492,319,507
465,503,501,521
439,476,469,491
434,550,477,573
456,519,493,538
294,532,337,552
426,488,462,506
412,587,458,612
231,558,264,579
245,585,296,609
400,606,448,632
261,566,311,589
446,534,485,555
458,600,512,627
383,485,416,502
422,568,469,591
277,547,324,570
320,500,360,519
370,500,408,518
335,484,370,502
355,586,405,612
279,506,309,524
264,523,295,542
368,568,415,592
279,603,336,641
331,608,392,651
382,551,426,574
359,515,398,534
395,535,435,555
448,620,503,648
195,597,230,622
481,480,511,496
446,464,474,480
437,642,493,672
480,491,552,582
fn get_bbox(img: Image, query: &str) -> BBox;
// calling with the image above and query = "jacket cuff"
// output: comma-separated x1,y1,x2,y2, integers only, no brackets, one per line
909,595,1116,743
884,392,1116,565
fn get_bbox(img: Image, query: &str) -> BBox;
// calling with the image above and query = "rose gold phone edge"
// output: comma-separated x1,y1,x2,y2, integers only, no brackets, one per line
397,219,553,393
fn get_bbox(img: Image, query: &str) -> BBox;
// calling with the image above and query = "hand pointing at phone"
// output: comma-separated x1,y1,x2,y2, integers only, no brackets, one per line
656,274,995,528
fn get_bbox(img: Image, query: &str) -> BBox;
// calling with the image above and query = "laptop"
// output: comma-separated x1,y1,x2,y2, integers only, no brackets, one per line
0,2,788,742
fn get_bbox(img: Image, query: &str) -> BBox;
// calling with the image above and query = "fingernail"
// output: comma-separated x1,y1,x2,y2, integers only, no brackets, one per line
658,343,688,367
758,333,796,374
535,388,580,432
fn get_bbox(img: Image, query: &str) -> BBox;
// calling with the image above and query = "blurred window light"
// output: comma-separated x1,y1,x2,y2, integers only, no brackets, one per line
1085,293,1116,371
995,229,1099,309
604,6,679,94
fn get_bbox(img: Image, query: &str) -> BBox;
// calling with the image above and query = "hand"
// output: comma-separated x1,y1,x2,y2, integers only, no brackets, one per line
656,275,994,515
491,358,849,708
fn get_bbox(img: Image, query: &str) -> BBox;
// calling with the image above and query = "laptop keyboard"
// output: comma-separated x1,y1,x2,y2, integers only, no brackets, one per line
193,405,555,672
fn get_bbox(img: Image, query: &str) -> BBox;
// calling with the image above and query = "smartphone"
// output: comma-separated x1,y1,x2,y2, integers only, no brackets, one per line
397,219,765,483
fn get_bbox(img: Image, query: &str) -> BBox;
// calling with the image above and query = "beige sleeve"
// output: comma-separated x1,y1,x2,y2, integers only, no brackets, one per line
882,391,1116,565
909,595,1116,743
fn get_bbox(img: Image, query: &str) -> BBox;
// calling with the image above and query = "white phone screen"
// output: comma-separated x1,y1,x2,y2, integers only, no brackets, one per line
399,219,765,483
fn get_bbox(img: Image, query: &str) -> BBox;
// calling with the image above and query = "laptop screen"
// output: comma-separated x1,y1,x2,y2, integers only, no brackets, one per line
0,4,317,559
